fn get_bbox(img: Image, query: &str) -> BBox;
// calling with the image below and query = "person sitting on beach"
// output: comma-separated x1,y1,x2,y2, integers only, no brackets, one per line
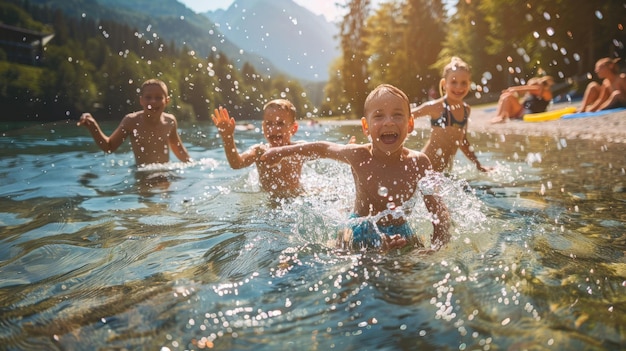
77,78,191,166
412,56,490,173
212,99,306,200
578,57,626,112
261,84,451,252
490,75,554,124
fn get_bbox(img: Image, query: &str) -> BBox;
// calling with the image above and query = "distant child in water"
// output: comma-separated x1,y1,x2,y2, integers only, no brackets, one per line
411,56,490,173
578,57,626,112
261,84,451,252
212,99,305,200
77,78,191,166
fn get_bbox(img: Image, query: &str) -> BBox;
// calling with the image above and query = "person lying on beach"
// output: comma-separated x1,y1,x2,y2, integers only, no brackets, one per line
578,57,626,112
212,99,306,200
261,84,451,252
412,56,491,173
77,78,191,166
489,75,554,124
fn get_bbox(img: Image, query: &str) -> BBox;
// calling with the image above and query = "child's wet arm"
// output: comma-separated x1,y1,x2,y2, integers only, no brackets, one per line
93,124,125,153
170,136,191,162
262,142,331,163
423,194,451,249
222,139,257,169
459,141,481,168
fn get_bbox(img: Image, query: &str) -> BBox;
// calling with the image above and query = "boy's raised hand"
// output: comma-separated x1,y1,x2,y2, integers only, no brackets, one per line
76,113,96,128
211,107,235,136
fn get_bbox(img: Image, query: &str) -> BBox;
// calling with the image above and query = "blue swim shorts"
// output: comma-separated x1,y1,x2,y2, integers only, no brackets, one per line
349,214,414,248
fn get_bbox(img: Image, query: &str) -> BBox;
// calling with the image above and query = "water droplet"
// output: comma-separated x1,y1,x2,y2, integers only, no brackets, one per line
378,186,388,197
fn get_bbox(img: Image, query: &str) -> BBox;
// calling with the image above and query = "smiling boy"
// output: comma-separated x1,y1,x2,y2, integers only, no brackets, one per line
261,84,451,251
212,99,305,199
77,79,191,166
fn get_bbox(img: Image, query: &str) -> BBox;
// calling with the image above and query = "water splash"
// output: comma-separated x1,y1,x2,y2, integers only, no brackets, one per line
276,162,488,251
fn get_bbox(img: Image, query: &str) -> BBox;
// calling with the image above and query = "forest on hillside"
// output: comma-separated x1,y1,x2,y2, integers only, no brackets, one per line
0,1,312,123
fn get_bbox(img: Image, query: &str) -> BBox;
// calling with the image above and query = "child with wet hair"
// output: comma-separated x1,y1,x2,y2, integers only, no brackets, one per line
212,99,306,200
578,57,626,112
261,84,451,252
411,56,490,173
78,79,191,166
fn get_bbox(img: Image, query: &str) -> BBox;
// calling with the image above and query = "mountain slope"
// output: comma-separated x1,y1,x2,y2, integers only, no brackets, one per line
25,0,280,76
204,0,340,82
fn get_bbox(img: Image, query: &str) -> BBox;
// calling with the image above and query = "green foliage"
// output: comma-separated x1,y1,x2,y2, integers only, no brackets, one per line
338,0,371,118
0,61,44,120
328,0,626,112
0,0,313,122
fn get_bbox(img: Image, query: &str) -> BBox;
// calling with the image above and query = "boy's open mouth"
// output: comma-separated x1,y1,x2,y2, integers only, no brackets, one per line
379,132,398,144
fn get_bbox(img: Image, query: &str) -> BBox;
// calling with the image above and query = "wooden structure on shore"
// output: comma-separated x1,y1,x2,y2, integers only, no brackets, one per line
0,23,54,65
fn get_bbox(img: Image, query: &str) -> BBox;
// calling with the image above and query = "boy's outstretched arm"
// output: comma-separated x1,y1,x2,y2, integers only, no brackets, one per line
415,154,450,250
423,194,451,250
77,113,125,153
458,137,491,172
212,107,257,169
261,141,346,165
168,118,191,162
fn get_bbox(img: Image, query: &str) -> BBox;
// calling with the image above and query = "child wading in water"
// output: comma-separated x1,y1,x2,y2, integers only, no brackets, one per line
411,57,490,173
77,78,191,166
261,84,450,252
212,99,305,200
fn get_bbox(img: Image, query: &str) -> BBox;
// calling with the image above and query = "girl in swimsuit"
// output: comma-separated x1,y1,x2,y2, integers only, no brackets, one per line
411,56,490,173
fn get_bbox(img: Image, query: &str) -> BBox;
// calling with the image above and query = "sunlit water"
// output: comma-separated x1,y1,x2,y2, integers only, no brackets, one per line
1,119,625,350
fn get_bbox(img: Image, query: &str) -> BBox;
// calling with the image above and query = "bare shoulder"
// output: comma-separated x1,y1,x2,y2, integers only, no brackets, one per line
406,148,432,168
120,111,142,126
162,112,178,126
123,111,142,120
251,142,269,154
406,148,429,161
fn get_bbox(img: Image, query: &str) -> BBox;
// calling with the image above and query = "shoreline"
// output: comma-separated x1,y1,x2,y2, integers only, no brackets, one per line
318,102,626,144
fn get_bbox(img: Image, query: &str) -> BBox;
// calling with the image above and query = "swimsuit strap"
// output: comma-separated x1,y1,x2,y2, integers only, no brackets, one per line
443,98,468,128
430,99,469,128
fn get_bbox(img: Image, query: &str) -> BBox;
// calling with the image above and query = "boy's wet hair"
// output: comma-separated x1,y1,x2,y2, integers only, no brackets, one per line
141,79,169,96
364,84,410,116
263,99,297,122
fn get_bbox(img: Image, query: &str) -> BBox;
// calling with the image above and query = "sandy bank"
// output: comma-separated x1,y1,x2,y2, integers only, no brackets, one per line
319,102,626,144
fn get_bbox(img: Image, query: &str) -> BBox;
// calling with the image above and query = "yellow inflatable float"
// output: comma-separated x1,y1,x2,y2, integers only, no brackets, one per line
523,106,577,122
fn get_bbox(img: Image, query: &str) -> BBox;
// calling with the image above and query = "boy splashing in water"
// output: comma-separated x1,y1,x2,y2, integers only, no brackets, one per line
262,84,450,252
212,99,305,200
78,79,191,166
